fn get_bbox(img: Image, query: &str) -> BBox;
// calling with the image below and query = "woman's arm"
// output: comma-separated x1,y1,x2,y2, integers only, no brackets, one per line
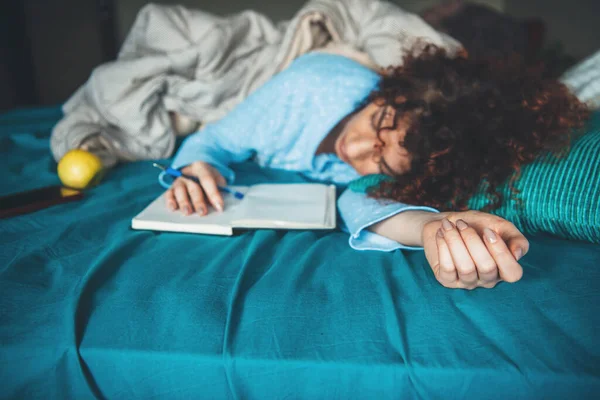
338,189,528,289
166,125,254,185
337,188,440,251
160,53,301,207
369,209,446,247
159,70,280,212
370,209,529,289
158,122,256,214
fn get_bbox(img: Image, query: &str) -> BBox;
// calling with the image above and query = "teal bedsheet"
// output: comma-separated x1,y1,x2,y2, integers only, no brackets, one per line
1,108,599,399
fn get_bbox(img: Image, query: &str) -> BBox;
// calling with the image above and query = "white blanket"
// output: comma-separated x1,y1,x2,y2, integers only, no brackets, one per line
50,0,460,167
561,49,600,111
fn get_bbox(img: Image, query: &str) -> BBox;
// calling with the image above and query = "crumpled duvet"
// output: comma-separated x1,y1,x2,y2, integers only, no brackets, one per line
50,0,460,167
561,48,600,111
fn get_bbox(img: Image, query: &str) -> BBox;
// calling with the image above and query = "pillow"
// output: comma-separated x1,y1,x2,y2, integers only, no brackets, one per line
348,112,600,243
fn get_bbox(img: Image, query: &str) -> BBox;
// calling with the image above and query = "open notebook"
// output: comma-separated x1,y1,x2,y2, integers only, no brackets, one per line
131,183,336,236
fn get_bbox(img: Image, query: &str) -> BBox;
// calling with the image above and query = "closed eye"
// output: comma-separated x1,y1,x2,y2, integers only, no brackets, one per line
380,109,396,130
371,106,396,133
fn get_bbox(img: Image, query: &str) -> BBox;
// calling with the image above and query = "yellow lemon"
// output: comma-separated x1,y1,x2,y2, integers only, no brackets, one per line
57,149,104,189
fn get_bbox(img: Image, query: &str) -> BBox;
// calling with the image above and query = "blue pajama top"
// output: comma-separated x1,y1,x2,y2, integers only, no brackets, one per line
160,53,439,251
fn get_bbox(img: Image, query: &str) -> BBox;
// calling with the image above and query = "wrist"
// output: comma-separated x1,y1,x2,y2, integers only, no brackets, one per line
419,211,452,247
369,209,447,247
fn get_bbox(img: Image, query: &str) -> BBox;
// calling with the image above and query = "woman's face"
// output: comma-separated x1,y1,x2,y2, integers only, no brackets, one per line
335,102,412,176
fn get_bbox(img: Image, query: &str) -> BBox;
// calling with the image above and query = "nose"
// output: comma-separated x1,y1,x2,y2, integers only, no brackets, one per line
347,135,381,160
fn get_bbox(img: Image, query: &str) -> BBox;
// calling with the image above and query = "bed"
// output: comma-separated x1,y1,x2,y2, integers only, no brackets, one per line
1,107,599,399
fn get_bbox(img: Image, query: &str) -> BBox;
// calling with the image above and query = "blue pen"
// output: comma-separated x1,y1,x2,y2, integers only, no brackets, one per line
152,163,244,200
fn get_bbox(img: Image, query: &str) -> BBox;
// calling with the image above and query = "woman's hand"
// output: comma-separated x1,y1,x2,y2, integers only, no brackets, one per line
422,211,529,289
165,161,227,215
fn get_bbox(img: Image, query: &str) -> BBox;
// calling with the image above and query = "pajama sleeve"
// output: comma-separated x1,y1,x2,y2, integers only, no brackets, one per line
337,188,440,251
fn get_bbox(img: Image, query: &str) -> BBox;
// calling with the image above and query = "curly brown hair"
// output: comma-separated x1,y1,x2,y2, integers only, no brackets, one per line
367,45,590,212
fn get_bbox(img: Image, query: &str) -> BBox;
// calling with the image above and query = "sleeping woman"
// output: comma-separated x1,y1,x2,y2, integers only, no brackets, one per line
158,46,589,290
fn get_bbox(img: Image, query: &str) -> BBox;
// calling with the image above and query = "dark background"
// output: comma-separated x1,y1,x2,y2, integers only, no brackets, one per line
1,0,599,112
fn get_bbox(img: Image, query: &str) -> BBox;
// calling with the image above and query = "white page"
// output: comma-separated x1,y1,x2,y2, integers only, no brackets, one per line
233,184,331,228
131,183,335,235
131,186,248,235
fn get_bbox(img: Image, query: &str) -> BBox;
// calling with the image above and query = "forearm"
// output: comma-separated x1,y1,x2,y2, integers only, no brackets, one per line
337,188,443,251
170,126,255,184
369,210,450,247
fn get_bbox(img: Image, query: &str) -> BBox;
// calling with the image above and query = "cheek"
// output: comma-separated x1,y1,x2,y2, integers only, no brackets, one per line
353,159,381,176
399,152,413,173
383,146,412,174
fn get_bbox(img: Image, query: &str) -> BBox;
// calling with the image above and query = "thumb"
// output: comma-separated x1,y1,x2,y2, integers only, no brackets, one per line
498,224,530,262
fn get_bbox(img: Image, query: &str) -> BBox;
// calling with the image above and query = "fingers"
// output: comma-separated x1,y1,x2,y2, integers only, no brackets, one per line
199,175,224,212
165,186,178,211
166,178,208,215
435,228,459,287
164,162,228,215
455,219,499,284
482,228,524,283
173,180,193,216
184,179,207,215
191,164,225,212
431,214,526,290
439,219,478,286
213,172,227,187
499,221,530,262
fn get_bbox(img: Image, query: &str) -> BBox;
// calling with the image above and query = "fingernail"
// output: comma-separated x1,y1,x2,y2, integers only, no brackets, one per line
483,228,497,244
215,203,223,212
442,218,454,231
514,248,523,261
167,202,175,211
198,207,206,215
456,219,468,231
183,206,191,215
437,228,444,238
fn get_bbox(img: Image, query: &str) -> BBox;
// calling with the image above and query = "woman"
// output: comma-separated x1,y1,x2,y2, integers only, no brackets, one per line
159,46,589,290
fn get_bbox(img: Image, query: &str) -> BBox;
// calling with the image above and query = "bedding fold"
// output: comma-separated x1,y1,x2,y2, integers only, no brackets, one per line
2,108,599,398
